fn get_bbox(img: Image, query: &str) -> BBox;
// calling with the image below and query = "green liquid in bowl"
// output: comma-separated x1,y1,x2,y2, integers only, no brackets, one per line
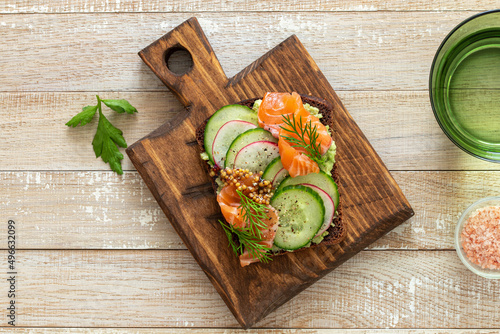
430,11,500,162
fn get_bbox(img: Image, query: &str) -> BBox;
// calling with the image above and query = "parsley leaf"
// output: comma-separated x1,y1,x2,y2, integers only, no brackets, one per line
65,105,98,127
92,108,127,174
66,95,137,174
102,99,138,114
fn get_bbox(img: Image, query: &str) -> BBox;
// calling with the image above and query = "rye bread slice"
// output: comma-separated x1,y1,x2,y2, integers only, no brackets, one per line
195,94,346,254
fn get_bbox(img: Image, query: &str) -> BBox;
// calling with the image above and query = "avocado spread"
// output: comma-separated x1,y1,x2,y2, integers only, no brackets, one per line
252,99,261,113
311,230,329,244
303,103,322,119
317,141,336,176
200,152,212,164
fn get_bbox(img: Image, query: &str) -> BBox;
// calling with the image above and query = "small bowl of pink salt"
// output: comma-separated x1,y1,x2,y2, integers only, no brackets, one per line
455,196,500,279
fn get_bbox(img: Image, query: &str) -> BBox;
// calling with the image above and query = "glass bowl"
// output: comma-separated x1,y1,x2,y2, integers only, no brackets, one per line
455,196,500,279
429,10,500,162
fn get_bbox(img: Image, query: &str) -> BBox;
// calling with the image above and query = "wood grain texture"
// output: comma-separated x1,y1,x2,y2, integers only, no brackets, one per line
1,1,498,332
0,1,496,13
2,91,498,171
0,92,182,171
0,171,176,249
128,17,413,328
1,171,498,250
4,250,500,329
2,330,500,334
337,91,500,171
0,11,482,92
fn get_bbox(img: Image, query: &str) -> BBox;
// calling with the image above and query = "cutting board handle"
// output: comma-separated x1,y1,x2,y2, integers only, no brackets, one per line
139,17,230,113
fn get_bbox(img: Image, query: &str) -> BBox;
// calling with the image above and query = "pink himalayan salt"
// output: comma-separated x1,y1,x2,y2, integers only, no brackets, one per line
461,206,500,269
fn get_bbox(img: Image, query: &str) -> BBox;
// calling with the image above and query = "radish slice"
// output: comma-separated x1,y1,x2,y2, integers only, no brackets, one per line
302,183,335,237
212,120,257,168
272,168,289,187
262,157,290,187
233,141,280,173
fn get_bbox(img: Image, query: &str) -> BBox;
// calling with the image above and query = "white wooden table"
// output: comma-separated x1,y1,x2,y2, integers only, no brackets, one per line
1,1,500,332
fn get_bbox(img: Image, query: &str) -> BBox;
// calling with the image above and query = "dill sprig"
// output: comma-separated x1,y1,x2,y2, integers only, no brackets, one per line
219,220,272,263
237,190,269,239
218,190,273,263
280,113,326,165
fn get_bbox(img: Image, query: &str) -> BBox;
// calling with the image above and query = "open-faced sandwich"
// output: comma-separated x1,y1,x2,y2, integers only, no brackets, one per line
196,92,346,267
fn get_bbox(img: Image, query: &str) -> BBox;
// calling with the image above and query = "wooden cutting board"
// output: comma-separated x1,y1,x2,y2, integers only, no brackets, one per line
126,17,414,328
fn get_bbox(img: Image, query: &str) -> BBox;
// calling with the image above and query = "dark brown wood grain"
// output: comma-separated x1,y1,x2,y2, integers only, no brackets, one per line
127,17,414,328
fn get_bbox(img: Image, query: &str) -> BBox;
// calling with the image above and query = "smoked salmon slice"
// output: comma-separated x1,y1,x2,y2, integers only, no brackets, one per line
278,137,320,177
217,184,246,228
239,206,279,267
258,91,332,178
281,107,332,155
217,178,279,267
258,92,308,138
278,105,332,177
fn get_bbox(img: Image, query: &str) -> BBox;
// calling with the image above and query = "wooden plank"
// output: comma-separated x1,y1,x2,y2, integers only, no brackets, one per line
0,171,180,250
336,91,500,171
1,169,499,251
1,3,496,333
2,91,497,172
0,92,182,172
0,0,496,13
377,171,500,250
5,250,500,328
129,18,413,328
2,328,490,332
0,12,481,92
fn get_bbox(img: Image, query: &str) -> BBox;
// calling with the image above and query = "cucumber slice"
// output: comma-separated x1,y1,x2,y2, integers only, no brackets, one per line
203,105,258,164
262,157,290,187
225,128,277,169
302,184,335,237
233,141,280,173
271,185,325,250
277,171,339,208
212,120,257,168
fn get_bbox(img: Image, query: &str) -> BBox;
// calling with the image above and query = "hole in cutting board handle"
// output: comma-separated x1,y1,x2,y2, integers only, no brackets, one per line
164,46,194,76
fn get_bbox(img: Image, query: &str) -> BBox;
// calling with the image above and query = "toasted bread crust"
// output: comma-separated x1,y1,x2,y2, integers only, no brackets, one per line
196,94,346,255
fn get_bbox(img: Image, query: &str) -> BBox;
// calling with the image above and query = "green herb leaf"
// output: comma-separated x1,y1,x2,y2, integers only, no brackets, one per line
217,191,273,264
92,108,127,175
219,220,242,255
237,227,272,263
237,190,269,239
219,220,272,264
102,99,138,114
67,96,138,175
65,105,98,127
280,113,326,165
